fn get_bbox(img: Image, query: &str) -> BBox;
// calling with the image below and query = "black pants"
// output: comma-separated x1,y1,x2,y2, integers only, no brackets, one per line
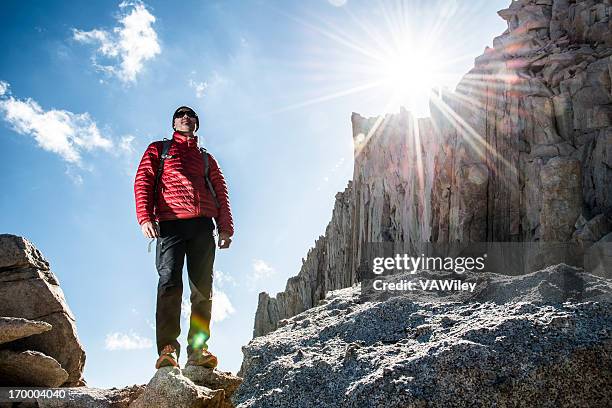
155,217,215,359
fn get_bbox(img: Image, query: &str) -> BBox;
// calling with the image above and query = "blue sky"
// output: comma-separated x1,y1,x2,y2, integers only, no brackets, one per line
0,0,508,387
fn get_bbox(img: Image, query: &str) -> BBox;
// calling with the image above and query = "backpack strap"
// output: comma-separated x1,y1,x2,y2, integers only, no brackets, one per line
200,147,221,209
153,138,173,201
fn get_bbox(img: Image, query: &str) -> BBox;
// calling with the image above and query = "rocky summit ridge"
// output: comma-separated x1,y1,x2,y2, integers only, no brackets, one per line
253,0,612,339
236,264,612,407
244,0,612,406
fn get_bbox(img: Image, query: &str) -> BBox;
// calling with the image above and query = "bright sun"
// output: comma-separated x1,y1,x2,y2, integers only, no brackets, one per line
377,46,440,115
274,1,459,118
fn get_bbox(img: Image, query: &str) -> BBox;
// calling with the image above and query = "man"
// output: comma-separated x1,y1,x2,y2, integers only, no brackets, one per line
134,106,234,370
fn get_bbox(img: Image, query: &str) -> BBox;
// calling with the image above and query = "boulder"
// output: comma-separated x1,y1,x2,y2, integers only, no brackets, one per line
36,385,145,408
0,268,74,318
182,367,242,408
0,350,68,387
0,316,52,345
584,232,612,279
0,235,85,386
129,367,225,408
573,213,612,246
0,234,49,271
3,311,85,386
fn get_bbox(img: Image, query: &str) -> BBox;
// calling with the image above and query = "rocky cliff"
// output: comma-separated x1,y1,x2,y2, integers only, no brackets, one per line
253,0,612,338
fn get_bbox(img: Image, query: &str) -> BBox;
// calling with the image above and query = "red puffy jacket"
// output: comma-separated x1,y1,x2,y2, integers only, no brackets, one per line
134,132,234,236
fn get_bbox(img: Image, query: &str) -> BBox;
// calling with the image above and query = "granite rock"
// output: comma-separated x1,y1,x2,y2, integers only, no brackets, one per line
129,367,224,408
36,385,146,408
0,234,49,271
0,317,52,345
0,350,69,388
237,264,612,407
0,235,85,386
182,367,242,408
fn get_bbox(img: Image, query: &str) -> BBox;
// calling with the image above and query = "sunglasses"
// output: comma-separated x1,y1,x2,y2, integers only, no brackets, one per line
174,110,197,119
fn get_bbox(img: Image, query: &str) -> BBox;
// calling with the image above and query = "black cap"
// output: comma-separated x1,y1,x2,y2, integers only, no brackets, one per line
172,106,199,132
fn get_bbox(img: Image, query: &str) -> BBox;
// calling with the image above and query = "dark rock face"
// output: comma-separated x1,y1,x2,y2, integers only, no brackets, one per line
430,0,612,244
0,234,86,387
0,350,69,388
253,0,612,338
237,264,612,408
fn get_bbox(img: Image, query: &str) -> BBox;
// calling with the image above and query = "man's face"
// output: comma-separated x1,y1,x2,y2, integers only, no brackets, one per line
173,109,198,133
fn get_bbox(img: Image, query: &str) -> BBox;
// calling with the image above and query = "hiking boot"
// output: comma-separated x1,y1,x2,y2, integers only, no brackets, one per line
155,345,179,369
186,348,218,368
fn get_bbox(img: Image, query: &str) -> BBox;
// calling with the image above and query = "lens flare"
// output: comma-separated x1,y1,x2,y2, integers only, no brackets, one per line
262,0,471,118
190,313,211,350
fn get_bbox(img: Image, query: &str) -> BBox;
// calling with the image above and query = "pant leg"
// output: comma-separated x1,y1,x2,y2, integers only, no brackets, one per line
155,220,187,358
185,217,216,356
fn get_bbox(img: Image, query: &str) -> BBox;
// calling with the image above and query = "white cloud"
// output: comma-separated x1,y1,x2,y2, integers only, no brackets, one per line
119,134,135,153
179,285,235,324
0,81,9,96
189,79,208,98
0,82,113,165
251,259,275,280
188,72,228,99
65,166,84,186
73,1,160,83
212,286,235,323
105,331,153,350
214,269,236,288
328,0,348,6
247,259,285,293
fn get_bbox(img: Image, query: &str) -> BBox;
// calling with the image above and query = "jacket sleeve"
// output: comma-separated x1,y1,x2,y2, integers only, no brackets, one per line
134,142,160,226
208,153,234,237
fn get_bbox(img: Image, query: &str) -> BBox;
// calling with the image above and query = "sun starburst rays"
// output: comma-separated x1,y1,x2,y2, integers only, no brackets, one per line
265,1,521,188
429,91,519,180
262,1,467,119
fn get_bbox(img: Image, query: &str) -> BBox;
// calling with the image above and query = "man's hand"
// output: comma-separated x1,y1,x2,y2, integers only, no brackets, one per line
141,221,160,238
218,232,232,249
